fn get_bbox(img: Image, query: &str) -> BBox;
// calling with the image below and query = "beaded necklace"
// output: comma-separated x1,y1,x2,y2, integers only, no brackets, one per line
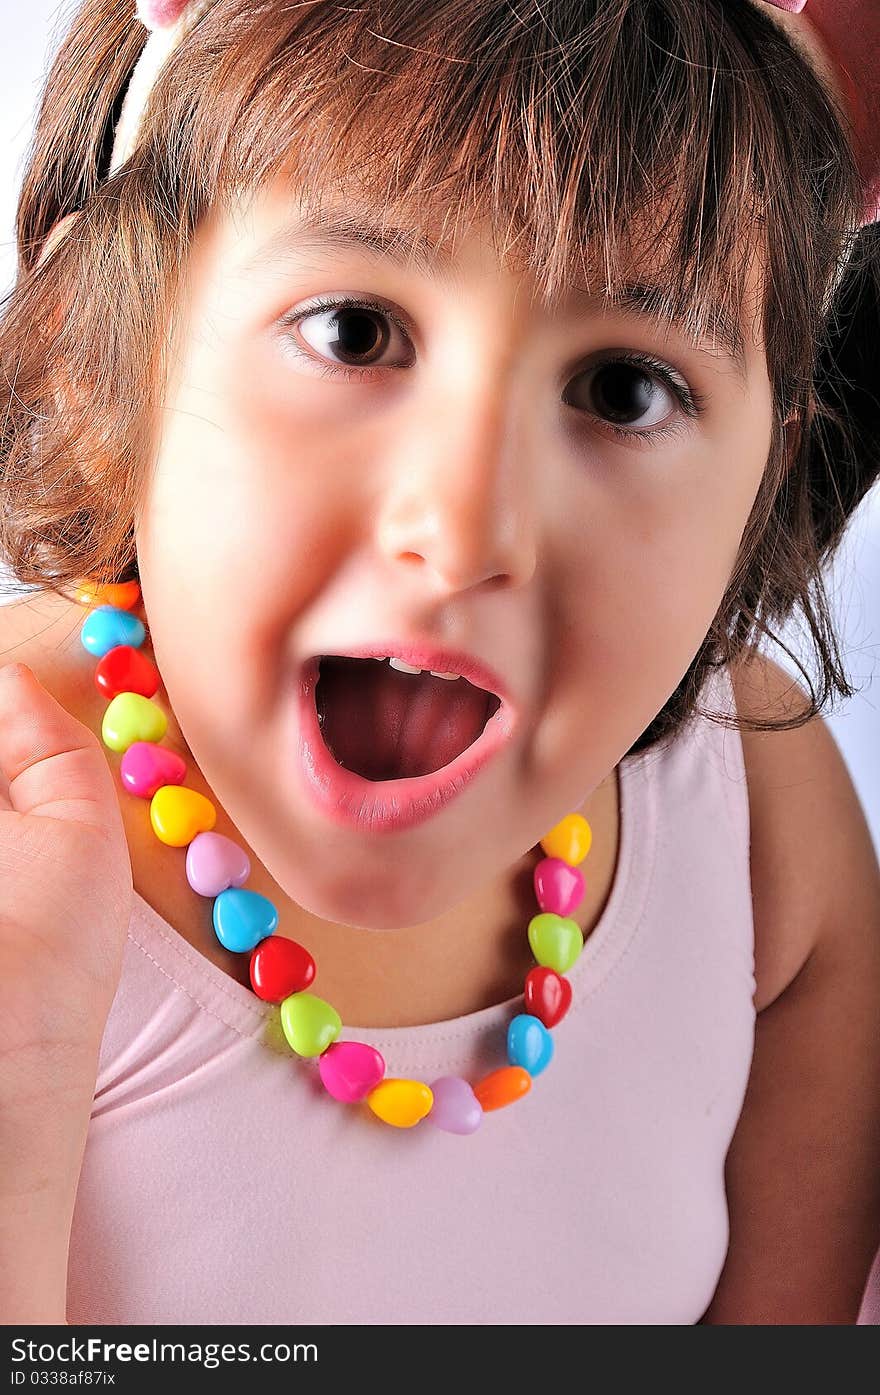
76,577,593,1135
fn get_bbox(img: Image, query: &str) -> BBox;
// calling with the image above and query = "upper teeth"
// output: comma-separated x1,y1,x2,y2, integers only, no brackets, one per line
386,657,462,680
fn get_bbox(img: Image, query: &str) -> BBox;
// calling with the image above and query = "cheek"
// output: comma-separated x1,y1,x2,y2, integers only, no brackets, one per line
544,431,767,751
139,335,410,750
633,469,754,613
144,336,366,612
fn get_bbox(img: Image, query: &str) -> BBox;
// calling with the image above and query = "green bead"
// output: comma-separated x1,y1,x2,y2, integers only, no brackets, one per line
527,912,584,974
280,992,342,1058
101,692,168,753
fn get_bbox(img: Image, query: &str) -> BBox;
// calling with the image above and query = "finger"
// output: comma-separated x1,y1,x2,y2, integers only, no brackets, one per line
0,662,120,833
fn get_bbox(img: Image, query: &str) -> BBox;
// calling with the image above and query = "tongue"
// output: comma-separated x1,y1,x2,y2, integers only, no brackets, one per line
316,657,491,780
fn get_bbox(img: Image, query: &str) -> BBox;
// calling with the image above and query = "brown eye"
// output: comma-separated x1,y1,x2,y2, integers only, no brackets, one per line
299,306,388,366
565,359,678,431
287,296,413,377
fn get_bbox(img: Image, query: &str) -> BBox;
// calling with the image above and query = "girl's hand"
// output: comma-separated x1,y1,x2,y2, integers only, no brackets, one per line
0,659,133,1323
0,660,133,1076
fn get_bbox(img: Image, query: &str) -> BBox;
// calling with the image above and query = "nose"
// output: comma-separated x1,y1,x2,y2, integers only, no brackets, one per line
375,378,539,597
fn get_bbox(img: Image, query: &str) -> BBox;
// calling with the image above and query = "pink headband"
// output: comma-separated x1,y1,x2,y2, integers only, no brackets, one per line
112,1,879,227
769,1,880,226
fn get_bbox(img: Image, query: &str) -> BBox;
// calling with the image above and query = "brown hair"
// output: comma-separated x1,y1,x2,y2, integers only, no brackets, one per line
1,0,878,756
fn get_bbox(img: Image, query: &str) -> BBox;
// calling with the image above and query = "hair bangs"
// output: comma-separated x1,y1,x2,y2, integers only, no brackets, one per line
143,0,772,345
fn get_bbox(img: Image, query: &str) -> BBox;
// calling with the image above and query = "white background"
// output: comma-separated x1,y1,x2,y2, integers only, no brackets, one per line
2,0,879,853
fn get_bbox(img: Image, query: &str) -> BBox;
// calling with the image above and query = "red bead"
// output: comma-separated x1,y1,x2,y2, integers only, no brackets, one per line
249,934,316,1003
95,644,160,700
524,966,572,1029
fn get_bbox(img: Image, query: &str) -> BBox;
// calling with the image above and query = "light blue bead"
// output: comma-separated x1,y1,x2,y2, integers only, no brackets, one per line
80,605,146,658
507,1012,554,1077
213,887,278,953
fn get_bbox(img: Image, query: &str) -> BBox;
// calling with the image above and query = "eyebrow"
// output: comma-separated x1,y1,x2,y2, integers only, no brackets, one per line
245,206,749,382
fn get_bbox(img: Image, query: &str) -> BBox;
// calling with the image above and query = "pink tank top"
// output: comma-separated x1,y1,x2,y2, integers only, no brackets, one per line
64,662,879,1324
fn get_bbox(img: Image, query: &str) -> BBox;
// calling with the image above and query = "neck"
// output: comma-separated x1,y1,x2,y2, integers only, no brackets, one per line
19,585,621,1028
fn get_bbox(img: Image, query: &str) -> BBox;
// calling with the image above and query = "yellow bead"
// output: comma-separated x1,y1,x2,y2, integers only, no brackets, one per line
540,813,592,866
150,785,216,847
367,1078,434,1128
102,692,167,753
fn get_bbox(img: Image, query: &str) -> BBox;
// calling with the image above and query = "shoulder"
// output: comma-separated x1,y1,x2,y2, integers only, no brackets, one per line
728,646,880,1012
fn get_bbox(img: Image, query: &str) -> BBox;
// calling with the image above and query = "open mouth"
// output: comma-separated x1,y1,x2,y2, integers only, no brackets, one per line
314,655,503,782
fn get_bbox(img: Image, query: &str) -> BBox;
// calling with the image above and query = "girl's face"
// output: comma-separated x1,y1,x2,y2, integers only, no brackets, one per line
136,176,772,928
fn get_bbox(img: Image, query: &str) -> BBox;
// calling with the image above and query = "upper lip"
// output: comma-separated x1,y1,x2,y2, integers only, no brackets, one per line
304,641,516,711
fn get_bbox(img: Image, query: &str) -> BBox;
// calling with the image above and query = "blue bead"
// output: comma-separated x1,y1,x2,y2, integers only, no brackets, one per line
212,887,278,953
506,1012,554,1077
80,605,146,658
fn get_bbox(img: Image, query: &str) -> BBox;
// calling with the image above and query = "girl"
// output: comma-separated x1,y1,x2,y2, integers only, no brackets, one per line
1,0,879,1326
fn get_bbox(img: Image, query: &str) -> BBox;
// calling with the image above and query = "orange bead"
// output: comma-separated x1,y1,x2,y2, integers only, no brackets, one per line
74,579,142,611
473,1066,531,1112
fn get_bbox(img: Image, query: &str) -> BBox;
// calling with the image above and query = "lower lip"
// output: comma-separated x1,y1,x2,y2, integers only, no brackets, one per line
294,659,518,834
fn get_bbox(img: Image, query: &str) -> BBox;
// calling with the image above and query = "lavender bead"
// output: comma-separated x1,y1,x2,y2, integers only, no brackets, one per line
427,1076,483,1135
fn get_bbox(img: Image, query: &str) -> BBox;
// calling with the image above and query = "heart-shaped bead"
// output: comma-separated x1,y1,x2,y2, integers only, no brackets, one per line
249,934,316,1003
74,580,141,611
367,1079,434,1128
213,887,278,954
524,966,573,1029
102,692,167,753
427,1076,483,1135
120,741,187,799
527,912,584,975
319,1041,386,1102
186,831,251,897
473,1066,531,1112
507,1012,554,1077
81,605,146,659
150,785,216,847
534,855,585,917
95,644,160,701
280,992,342,1058
540,813,592,866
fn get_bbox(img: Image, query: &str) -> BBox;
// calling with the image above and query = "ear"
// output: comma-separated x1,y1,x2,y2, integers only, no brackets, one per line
35,212,82,348
33,212,94,459
36,211,81,271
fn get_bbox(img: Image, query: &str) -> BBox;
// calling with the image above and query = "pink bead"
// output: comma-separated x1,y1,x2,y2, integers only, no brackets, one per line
136,0,193,30
427,1077,483,1135
318,1042,386,1102
186,831,251,898
120,740,187,798
533,856,585,917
